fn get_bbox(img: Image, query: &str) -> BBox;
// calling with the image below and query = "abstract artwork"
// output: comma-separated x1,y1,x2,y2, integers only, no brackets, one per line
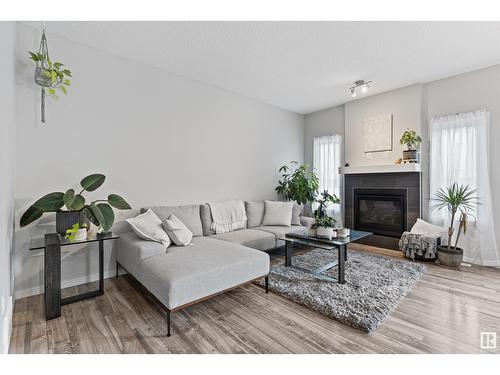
364,114,393,153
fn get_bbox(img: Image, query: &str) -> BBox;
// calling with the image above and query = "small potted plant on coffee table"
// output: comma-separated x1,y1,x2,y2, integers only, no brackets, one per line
314,215,337,239
432,183,478,268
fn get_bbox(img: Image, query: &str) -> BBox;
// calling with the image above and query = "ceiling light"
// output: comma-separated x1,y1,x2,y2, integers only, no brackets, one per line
349,79,372,98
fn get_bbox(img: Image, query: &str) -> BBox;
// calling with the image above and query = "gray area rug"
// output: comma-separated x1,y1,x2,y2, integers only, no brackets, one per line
258,248,426,332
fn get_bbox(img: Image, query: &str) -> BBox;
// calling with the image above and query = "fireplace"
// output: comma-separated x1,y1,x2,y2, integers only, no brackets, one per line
343,171,421,250
354,188,407,238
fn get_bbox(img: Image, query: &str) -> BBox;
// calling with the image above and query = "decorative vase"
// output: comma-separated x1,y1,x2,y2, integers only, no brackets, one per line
436,245,463,268
74,228,88,241
56,211,89,236
316,226,335,239
402,149,420,164
337,227,350,238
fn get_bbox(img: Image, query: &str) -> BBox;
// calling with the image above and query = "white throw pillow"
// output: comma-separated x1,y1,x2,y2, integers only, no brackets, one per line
262,200,294,227
410,218,448,238
126,208,171,247
163,214,193,246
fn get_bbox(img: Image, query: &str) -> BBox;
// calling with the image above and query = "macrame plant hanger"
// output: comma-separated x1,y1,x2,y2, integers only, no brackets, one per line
34,25,50,123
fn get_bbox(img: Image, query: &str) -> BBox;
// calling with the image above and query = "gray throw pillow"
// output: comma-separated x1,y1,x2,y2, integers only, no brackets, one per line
291,203,303,226
163,214,193,246
245,201,265,227
262,200,294,227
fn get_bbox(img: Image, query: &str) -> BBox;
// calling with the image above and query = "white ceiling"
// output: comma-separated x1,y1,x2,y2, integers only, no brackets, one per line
23,21,500,114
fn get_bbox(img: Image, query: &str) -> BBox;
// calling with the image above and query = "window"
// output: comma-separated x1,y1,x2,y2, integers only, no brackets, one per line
313,134,342,220
429,110,499,266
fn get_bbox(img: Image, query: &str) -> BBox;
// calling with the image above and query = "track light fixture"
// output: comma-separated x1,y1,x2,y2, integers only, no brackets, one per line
349,79,372,98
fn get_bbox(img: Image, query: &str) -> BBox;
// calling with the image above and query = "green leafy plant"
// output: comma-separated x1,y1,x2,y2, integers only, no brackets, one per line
400,128,422,150
431,183,479,250
314,190,340,219
29,51,72,98
275,161,319,205
20,173,131,233
314,215,336,229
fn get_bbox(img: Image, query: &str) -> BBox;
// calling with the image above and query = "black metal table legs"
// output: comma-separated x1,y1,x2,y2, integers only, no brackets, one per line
44,234,105,320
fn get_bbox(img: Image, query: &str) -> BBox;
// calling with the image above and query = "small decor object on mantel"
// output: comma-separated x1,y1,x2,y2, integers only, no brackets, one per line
431,183,479,268
28,25,72,123
20,173,131,235
400,128,422,164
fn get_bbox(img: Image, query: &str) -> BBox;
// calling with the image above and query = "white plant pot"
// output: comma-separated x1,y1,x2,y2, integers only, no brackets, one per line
316,226,335,239
74,228,88,241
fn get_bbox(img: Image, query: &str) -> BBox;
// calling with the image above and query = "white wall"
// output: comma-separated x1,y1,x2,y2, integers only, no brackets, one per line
304,105,344,167
344,84,423,167
14,23,304,298
425,65,500,245
0,22,17,354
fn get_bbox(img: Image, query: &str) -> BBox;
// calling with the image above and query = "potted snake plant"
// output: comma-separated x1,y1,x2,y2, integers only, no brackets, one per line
20,173,131,235
432,183,478,268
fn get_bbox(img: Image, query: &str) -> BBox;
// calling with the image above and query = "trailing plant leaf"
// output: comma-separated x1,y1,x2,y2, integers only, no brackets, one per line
80,174,106,192
59,85,67,95
20,205,43,227
33,192,65,212
107,194,131,210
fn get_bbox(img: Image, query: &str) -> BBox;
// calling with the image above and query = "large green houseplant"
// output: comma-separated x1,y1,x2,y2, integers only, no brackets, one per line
20,174,131,234
275,161,319,205
432,183,478,268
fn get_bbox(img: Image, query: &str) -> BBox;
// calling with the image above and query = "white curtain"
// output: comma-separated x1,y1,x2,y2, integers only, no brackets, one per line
313,135,342,223
429,110,499,266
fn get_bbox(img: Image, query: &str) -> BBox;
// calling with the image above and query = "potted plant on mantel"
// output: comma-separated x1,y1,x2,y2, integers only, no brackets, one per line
400,128,422,164
432,183,479,268
20,174,131,236
275,160,320,212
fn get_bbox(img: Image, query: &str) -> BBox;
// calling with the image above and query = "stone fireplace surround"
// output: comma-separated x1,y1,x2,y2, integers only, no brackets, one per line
343,170,421,250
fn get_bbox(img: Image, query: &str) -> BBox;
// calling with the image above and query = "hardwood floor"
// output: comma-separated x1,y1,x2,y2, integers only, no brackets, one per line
9,244,500,354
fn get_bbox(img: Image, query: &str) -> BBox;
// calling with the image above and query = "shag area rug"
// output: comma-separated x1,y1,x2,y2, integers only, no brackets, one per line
258,248,426,332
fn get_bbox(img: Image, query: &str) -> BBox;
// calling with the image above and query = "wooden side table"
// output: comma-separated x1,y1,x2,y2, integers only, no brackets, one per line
29,232,119,320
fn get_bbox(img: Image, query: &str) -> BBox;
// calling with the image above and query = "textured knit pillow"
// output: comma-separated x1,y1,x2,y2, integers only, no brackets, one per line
126,208,171,248
262,200,294,227
410,218,448,238
163,214,193,246
291,203,304,226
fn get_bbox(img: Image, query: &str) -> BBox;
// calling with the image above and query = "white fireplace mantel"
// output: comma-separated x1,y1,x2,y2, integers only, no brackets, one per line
338,163,421,175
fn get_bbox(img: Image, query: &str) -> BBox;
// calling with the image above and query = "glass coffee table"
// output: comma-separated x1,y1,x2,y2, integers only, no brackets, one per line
279,230,372,284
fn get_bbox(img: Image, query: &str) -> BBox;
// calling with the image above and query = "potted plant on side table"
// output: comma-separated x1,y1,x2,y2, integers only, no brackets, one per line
20,173,131,236
432,183,478,268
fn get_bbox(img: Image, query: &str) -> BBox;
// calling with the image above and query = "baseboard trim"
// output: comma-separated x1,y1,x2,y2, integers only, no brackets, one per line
14,269,122,300
1,296,13,354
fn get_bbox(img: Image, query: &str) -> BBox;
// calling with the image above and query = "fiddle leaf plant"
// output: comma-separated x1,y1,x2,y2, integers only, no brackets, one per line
20,173,131,233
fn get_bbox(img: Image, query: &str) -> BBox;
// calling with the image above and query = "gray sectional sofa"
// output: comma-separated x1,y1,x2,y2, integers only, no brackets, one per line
116,201,313,336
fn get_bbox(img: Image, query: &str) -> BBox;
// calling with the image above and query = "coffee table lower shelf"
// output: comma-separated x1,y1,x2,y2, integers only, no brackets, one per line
280,237,347,284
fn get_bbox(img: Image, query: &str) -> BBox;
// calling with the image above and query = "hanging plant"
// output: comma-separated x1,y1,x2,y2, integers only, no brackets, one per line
28,27,72,123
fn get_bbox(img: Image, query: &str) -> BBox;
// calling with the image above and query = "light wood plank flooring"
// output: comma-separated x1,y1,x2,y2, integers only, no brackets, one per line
9,244,500,354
